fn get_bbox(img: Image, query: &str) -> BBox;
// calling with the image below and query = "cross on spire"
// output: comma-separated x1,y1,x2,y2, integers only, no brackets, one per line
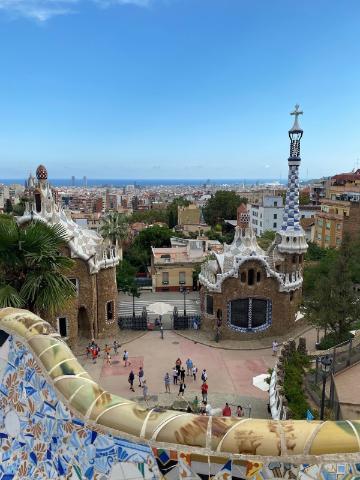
289,104,303,132
291,104,303,119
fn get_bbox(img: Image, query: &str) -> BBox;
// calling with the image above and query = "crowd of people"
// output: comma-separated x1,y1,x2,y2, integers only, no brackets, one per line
85,343,246,416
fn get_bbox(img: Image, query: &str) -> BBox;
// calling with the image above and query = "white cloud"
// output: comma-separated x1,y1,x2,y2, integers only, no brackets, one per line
0,0,79,21
0,0,151,21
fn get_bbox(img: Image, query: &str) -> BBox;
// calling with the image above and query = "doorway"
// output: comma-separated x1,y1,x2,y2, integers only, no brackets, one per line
78,307,91,338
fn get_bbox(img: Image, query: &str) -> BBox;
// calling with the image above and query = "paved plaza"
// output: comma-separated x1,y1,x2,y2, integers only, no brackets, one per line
78,329,278,418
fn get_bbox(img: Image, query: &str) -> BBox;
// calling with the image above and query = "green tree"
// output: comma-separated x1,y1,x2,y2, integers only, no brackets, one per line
129,209,168,225
0,216,76,314
100,212,129,247
4,199,13,214
304,235,360,341
116,260,140,317
124,225,173,273
203,191,247,227
257,230,276,250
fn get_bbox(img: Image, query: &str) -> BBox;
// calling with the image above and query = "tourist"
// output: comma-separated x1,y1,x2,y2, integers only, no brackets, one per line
138,366,144,387
104,344,111,356
186,358,193,376
201,381,208,402
91,346,98,364
180,367,186,383
192,365,198,381
236,405,244,417
199,401,207,415
113,340,120,356
128,370,135,392
201,369,207,382
160,324,164,340
106,351,111,366
178,381,186,397
222,402,231,416
142,380,149,404
272,340,279,356
173,367,178,385
86,345,91,358
193,319,198,330
164,372,171,393
175,358,182,375
123,350,129,367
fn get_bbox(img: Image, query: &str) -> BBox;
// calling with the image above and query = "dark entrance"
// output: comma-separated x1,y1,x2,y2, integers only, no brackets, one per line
78,306,91,338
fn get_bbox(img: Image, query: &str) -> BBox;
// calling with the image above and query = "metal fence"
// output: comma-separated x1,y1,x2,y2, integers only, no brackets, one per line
305,335,360,420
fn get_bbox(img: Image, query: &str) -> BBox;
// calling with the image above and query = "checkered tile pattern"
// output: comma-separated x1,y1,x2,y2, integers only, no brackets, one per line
282,164,301,232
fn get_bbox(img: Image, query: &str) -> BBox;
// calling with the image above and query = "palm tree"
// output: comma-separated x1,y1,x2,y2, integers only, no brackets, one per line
100,212,129,248
0,215,76,314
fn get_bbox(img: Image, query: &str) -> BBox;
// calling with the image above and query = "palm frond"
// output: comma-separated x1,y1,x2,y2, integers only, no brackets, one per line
20,271,76,314
0,284,24,308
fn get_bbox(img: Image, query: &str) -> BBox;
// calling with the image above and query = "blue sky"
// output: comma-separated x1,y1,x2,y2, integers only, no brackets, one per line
0,0,359,180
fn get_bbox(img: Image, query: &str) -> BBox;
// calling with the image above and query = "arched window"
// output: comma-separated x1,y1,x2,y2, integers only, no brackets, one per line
292,254,297,264
248,269,255,286
256,271,261,283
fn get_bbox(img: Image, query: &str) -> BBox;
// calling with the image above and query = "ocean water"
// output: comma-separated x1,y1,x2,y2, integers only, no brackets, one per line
1,178,287,187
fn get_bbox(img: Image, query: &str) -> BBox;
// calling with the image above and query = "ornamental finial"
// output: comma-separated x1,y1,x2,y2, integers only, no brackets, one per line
289,104,303,132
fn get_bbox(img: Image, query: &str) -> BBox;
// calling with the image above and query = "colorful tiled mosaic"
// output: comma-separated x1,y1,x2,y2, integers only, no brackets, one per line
0,333,360,479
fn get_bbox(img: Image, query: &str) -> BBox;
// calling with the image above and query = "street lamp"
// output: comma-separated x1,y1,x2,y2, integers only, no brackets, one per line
181,287,189,316
320,354,332,420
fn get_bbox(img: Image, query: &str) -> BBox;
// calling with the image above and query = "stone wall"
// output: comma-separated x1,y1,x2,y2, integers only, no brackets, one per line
201,259,302,339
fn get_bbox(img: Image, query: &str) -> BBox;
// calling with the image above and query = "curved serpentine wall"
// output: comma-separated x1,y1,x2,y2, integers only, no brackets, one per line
0,308,359,479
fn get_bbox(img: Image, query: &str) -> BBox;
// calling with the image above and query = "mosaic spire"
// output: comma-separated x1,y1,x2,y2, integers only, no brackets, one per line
281,105,303,232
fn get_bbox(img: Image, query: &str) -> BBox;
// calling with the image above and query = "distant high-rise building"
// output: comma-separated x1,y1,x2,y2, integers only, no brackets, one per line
71,176,75,186
83,176,87,188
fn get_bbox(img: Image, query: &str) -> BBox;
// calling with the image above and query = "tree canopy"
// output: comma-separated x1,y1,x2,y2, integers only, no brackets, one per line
100,212,129,246
0,215,76,314
203,191,247,227
124,225,173,273
303,235,360,343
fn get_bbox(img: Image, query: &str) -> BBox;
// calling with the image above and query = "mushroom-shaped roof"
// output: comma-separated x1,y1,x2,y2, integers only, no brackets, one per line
36,164,48,180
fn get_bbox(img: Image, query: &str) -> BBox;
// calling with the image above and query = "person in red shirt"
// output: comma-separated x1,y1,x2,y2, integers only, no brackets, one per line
222,402,231,416
201,381,208,402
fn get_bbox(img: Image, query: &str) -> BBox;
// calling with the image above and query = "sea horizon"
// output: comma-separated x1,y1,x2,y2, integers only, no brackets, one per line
0,177,290,188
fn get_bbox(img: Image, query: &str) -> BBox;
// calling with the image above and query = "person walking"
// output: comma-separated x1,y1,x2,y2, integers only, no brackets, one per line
138,366,144,387
236,405,244,417
104,344,111,356
178,381,186,397
128,370,135,392
201,369,207,383
192,365,198,381
164,372,171,393
123,350,130,367
180,367,186,383
272,340,279,356
173,367,178,385
201,381,208,402
106,350,112,366
160,324,164,340
142,380,149,405
186,358,193,376
222,402,231,416
113,340,120,356
86,345,90,359
175,358,182,376
91,346,98,364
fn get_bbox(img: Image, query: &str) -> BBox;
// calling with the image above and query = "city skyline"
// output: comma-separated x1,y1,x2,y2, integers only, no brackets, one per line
1,0,360,178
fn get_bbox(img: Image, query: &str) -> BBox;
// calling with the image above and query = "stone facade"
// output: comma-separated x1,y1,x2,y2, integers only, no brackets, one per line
199,106,307,339
19,165,120,344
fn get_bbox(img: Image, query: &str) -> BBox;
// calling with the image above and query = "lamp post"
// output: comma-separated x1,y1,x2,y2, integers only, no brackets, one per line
181,287,189,316
320,354,332,420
